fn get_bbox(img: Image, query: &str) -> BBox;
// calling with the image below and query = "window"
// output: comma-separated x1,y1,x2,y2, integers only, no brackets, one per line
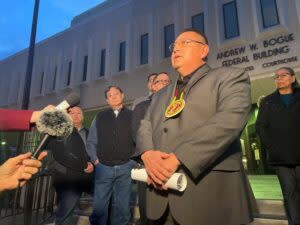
52,66,57,90
260,0,279,28
192,13,205,33
67,61,72,86
82,55,88,82
140,33,149,65
39,72,44,94
223,1,240,39
164,24,175,58
100,49,106,77
119,41,126,71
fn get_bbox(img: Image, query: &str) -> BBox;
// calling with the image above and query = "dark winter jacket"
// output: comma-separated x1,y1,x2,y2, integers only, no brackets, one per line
46,128,93,188
256,89,300,165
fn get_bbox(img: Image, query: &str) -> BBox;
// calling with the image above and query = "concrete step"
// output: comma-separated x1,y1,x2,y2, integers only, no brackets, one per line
75,196,139,219
74,197,92,216
43,216,92,225
73,215,135,225
250,218,288,225
44,216,288,225
73,198,289,225
255,199,286,219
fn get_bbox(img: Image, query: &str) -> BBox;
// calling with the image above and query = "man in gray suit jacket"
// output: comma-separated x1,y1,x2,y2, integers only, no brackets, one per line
136,28,255,225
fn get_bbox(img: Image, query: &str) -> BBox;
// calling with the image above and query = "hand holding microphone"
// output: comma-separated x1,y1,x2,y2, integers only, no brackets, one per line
0,94,79,192
30,105,56,124
32,93,80,159
0,151,47,192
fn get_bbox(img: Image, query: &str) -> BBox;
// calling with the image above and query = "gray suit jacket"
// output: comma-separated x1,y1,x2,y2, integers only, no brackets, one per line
136,64,255,225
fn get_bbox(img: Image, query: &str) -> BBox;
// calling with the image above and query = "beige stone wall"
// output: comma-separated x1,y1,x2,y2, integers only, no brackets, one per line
1,0,300,110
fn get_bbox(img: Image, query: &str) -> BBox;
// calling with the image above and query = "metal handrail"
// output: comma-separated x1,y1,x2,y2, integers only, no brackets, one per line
0,130,56,225
0,172,56,225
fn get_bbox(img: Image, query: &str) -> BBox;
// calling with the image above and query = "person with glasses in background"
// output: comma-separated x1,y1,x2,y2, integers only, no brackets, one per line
132,73,158,110
256,67,300,225
152,72,170,92
132,72,170,225
136,28,255,225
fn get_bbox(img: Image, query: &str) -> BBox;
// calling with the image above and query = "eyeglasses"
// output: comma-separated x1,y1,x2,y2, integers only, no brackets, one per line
154,79,170,85
169,39,206,52
273,73,291,80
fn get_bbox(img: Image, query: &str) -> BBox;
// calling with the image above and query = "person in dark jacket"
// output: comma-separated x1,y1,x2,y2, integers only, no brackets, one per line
132,72,171,225
256,66,300,225
132,73,157,110
46,107,93,225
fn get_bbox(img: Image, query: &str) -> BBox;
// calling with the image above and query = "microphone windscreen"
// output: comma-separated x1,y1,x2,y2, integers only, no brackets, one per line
36,109,73,137
65,93,80,108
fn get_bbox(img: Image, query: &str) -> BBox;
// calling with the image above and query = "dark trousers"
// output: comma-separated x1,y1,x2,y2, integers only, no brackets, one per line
276,166,300,225
137,182,150,225
55,185,82,225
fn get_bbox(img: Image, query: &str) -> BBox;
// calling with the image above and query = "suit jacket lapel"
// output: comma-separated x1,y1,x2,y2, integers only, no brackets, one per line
166,80,177,104
163,64,211,121
163,83,177,121
185,64,210,98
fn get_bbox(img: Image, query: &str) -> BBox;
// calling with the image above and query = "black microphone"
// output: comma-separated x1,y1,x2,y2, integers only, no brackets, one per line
32,93,80,159
54,92,80,111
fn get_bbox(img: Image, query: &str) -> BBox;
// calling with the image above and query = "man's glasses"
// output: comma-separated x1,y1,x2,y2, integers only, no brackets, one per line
273,73,291,80
154,79,170,85
169,39,206,52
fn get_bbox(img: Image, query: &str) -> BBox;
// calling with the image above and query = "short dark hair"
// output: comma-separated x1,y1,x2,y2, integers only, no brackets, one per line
154,72,171,84
276,67,299,90
155,72,170,82
181,28,209,45
104,85,123,98
180,28,209,61
158,71,169,76
277,67,295,76
147,73,158,82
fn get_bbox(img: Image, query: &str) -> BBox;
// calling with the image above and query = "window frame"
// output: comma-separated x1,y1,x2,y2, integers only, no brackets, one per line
82,55,88,82
259,0,280,29
100,49,106,77
192,13,205,33
140,33,149,65
52,66,57,91
39,71,44,94
222,0,240,39
66,61,72,86
119,41,126,72
164,24,175,58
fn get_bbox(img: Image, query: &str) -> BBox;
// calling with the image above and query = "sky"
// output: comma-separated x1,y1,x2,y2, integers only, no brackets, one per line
0,0,106,60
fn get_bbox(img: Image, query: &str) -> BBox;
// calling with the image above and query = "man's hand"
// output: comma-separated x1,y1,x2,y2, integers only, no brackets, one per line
30,105,55,123
84,162,94,173
141,150,171,185
162,153,180,175
160,153,181,190
0,151,47,192
145,153,181,190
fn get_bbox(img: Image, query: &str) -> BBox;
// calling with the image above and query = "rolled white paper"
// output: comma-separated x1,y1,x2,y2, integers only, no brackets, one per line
131,168,187,192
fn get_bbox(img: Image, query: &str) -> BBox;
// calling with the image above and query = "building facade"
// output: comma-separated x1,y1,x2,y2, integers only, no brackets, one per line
1,0,300,173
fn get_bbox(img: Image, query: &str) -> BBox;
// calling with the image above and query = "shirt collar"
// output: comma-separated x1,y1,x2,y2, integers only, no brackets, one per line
75,126,83,131
178,63,207,85
110,106,124,116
